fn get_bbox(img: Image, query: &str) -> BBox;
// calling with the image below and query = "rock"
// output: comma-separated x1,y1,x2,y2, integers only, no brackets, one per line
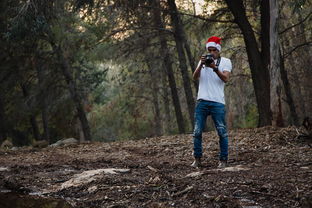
11,147,19,151
60,168,130,190
185,171,204,178
61,138,78,145
33,140,49,148
219,165,250,172
49,141,61,147
0,167,9,171
1,139,13,149
50,138,78,147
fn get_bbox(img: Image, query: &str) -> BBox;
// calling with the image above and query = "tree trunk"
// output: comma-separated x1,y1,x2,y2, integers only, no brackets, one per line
166,0,198,92
147,61,162,136
167,0,195,127
21,84,41,140
263,0,296,125
294,12,312,120
161,68,172,134
75,117,85,142
279,48,299,125
35,58,50,142
225,0,271,127
279,8,306,123
260,0,270,70
52,44,92,141
41,104,50,142
152,0,185,133
0,93,7,143
269,0,284,127
184,38,199,92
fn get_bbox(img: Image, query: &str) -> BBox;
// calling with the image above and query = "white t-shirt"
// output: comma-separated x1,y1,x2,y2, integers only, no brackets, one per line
197,57,232,104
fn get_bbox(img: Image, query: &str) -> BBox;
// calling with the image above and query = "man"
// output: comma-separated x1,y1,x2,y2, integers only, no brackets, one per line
191,36,232,168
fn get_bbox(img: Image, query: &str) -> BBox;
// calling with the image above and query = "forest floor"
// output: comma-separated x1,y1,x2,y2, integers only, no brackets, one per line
0,126,311,208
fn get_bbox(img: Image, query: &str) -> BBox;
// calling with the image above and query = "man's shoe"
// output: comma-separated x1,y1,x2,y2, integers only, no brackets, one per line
217,160,227,168
191,157,201,168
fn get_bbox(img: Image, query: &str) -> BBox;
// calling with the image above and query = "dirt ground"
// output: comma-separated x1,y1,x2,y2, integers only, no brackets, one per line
0,126,311,208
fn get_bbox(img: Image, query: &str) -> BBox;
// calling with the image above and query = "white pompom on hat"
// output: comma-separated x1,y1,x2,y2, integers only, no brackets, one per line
205,36,222,52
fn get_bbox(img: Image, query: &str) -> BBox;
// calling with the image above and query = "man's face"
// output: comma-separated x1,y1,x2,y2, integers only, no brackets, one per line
207,47,219,59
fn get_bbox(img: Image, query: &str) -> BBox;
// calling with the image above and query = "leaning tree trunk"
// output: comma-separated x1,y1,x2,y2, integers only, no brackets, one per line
225,0,272,127
167,0,195,127
160,41,186,134
52,44,92,141
166,0,198,92
152,0,185,133
269,0,284,127
167,0,199,92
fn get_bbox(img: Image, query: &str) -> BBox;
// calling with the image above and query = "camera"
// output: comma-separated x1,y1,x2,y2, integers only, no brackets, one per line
204,54,214,66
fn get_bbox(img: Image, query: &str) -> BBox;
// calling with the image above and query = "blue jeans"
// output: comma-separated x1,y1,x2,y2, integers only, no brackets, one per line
193,100,229,161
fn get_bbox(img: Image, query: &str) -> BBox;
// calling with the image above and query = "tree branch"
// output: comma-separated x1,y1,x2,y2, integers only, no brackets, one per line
137,4,234,23
178,12,234,23
283,41,312,58
279,12,312,35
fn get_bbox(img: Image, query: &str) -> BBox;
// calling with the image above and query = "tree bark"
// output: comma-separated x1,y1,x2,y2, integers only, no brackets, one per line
152,0,185,133
225,0,272,127
167,0,195,127
269,0,284,127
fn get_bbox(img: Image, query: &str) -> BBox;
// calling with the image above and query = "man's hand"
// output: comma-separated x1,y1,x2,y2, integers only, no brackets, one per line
209,62,217,69
193,56,206,80
200,55,206,65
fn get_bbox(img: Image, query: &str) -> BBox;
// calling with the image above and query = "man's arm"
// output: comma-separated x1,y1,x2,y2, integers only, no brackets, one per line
193,56,206,80
209,62,231,83
214,70,230,83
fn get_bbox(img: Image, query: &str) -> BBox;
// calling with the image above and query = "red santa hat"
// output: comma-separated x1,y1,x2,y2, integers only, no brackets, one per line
206,36,221,52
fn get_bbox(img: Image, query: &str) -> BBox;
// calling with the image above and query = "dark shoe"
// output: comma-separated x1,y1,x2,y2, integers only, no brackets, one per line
191,157,201,168
217,160,227,168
